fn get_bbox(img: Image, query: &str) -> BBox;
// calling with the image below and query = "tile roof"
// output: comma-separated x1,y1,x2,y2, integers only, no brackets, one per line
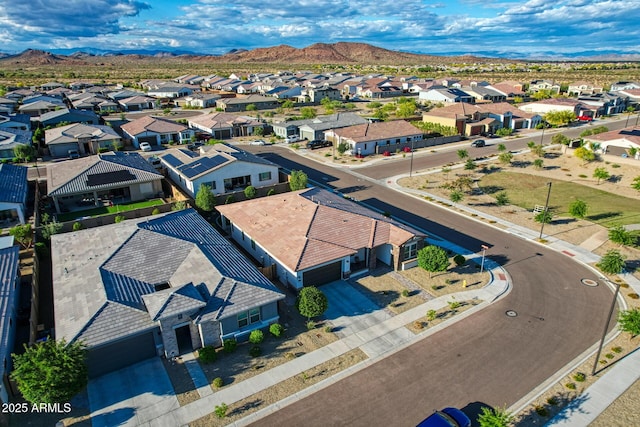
586,127,640,145
52,209,283,347
45,123,120,145
0,164,28,205
216,188,424,272
330,120,421,143
0,246,19,372
188,112,261,130
47,151,162,196
38,108,98,122
121,115,187,137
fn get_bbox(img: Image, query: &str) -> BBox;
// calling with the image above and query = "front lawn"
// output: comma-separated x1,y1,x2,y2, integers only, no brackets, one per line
56,199,165,222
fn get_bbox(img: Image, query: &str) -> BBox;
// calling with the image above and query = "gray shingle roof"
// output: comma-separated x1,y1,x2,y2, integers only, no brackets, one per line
52,208,284,347
0,246,19,372
0,164,28,205
48,152,162,196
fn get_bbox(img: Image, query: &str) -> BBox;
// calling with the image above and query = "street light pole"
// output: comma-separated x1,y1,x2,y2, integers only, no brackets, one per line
538,182,552,240
539,123,545,145
592,277,621,375
480,244,489,273
409,139,415,177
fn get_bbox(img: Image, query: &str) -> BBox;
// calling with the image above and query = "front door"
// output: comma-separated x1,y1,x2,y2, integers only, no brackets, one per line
175,324,193,355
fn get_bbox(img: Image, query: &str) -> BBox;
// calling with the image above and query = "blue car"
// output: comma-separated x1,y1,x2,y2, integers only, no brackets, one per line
416,407,471,427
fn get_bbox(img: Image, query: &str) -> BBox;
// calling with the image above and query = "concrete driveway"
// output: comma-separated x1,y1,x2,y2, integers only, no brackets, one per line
88,357,179,427
321,280,392,336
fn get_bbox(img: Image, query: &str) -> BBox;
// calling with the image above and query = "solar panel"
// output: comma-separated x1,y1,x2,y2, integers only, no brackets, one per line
86,170,136,187
162,153,183,168
179,155,228,178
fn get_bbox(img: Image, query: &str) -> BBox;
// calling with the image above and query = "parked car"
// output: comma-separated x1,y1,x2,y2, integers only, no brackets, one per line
250,139,266,146
147,155,161,169
284,135,300,143
470,139,486,147
577,115,594,122
140,142,152,152
416,407,471,427
306,139,332,149
67,149,79,159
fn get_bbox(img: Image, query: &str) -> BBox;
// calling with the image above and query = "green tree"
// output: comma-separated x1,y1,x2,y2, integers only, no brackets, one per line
534,210,553,224
9,224,33,249
396,101,416,118
289,170,308,191
593,167,609,184
337,142,349,155
618,308,640,338
368,101,382,109
13,144,36,162
544,110,576,126
450,190,464,203
608,225,634,246
527,141,536,149
40,215,62,240
245,103,257,111
253,127,264,136
281,100,294,110
597,250,626,275
477,406,514,427
494,127,512,137
441,167,451,181
574,146,595,165
244,185,257,199
532,145,545,158
297,286,328,321
498,152,513,165
457,149,468,161
532,89,554,100
497,143,506,152
172,200,187,211
633,176,640,191
552,133,570,152
300,107,316,119
533,158,544,169
495,192,509,206
11,339,88,404
417,245,449,278
195,184,216,212
464,158,476,170
568,199,588,219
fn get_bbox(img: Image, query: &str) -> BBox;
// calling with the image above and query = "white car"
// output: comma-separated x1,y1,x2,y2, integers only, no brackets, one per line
250,139,266,146
284,135,300,143
140,142,152,152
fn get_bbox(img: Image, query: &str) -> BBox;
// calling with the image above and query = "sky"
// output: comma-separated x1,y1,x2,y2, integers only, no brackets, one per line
1,0,639,59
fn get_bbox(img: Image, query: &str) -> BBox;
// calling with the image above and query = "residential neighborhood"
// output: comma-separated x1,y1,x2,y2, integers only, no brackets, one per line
0,58,640,427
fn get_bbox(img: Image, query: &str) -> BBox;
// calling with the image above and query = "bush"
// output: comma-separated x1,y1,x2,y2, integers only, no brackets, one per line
266,188,276,196
448,300,461,310
249,345,261,357
324,325,332,333
114,214,126,223
151,208,161,215
72,222,83,231
573,372,586,382
306,320,316,330
426,309,437,321
249,329,264,344
535,405,548,417
565,382,576,389
214,403,228,418
223,339,237,353
198,346,217,364
401,289,410,297
629,293,640,299
269,323,284,338
612,346,623,353
453,254,466,266
212,377,223,388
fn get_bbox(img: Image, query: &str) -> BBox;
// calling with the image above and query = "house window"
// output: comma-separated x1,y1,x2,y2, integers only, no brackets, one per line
238,311,248,328
403,241,418,260
249,308,260,323
259,171,272,182
203,181,216,190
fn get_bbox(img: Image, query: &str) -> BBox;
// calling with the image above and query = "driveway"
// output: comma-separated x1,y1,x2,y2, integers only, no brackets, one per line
321,280,392,337
88,357,179,427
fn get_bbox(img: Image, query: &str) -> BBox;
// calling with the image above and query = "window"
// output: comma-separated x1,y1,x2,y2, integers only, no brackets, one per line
249,308,260,323
238,311,248,328
403,241,418,260
259,171,272,182
203,181,216,190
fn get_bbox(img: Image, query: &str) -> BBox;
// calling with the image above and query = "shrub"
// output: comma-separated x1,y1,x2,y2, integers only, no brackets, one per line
453,254,466,266
114,214,126,223
566,382,576,390
151,208,161,215
198,346,217,364
547,396,558,406
249,329,264,344
605,353,615,359
535,405,548,417
306,320,316,330
426,309,437,321
401,289,410,297
266,188,276,196
324,326,332,333
212,377,224,388
72,222,83,231
269,323,284,337
612,346,623,353
573,372,586,382
629,293,640,299
249,345,261,357
214,403,228,418
223,338,237,353
225,195,235,204
448,300,461,310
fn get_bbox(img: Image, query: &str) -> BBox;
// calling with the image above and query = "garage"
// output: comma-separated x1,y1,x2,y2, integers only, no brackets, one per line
137,135,158,146
302,260,342,287
86,329,158,378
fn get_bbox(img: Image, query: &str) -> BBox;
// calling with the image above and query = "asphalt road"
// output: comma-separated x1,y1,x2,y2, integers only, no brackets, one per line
247,145,616,426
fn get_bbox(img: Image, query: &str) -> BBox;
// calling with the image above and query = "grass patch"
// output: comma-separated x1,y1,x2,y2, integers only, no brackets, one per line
56,199,164,222
479,172,640,226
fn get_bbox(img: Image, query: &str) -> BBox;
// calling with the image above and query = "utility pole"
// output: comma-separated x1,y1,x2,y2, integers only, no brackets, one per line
480,244,489,273
538,182,552,240
592,277,621,375
409,139,415,177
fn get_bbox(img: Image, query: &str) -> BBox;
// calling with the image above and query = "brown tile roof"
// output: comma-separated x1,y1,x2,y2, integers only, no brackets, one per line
189,112,260,129
121,115,186,136
587,127,640,144
331,120,421,143
216,188,421,272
